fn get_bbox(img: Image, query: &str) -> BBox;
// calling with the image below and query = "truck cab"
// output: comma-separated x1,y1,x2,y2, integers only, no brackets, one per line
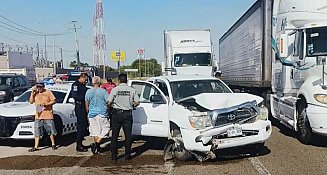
163,29,217,76
270,0,327,144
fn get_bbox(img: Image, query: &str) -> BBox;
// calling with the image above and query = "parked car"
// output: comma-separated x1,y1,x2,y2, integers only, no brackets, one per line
128,74,272,161
0,74,31,103
0,84,83,139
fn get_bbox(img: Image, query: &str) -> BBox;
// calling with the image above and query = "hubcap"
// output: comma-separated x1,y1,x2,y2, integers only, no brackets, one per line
298,109,307,136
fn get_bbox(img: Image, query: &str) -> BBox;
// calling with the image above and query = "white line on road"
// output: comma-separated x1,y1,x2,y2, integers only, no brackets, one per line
248,157,271,175
62,156,92,175
164,161,175,175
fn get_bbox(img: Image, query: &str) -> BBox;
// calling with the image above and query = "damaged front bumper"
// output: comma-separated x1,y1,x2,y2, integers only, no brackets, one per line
180,120,272,152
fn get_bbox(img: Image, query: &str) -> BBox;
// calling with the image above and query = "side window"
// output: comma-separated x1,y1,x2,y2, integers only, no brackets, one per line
132,82,163,103
13,78,20,87
156,81,169,97
17,77,26,86
23,76,30,86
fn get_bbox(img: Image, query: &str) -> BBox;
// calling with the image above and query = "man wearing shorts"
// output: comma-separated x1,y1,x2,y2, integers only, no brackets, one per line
28,81,57,152
85,76,110,154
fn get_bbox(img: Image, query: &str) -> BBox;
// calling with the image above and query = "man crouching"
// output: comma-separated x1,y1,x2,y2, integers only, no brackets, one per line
85,76,110,154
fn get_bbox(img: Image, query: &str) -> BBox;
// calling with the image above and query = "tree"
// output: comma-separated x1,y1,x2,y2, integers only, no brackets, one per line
130,58,162,77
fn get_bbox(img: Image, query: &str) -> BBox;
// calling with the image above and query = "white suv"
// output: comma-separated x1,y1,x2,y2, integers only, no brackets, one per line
129,74,272,161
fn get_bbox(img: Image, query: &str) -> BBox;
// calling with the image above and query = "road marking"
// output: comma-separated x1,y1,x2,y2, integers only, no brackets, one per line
248,157,271,175
62,156,92,175
164,161,174,175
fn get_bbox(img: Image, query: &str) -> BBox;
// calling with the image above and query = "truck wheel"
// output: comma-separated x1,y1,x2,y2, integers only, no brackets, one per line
172,129,193,161
297,102,314,144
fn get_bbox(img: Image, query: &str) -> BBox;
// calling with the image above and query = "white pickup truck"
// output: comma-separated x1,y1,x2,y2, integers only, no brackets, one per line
129,74,272,161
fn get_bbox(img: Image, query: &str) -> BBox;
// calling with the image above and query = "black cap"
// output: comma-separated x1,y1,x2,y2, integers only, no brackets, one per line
35,81,45,87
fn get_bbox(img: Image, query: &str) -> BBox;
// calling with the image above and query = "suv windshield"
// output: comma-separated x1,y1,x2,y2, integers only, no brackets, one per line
170,80,232,101
15,90,67,103
0,76,12,86
174,53,211,67
307,27,327,56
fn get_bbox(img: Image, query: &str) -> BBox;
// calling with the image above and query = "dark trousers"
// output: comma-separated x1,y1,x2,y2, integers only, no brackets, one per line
111,112,133,156
75,103,88,147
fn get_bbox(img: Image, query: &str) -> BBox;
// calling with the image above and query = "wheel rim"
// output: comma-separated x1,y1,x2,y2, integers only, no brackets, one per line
298,108,308,136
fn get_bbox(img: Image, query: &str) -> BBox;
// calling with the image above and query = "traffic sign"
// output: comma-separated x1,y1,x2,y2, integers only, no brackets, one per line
137,48,144,54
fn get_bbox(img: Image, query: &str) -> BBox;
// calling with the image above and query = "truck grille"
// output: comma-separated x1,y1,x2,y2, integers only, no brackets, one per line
214,108,257,127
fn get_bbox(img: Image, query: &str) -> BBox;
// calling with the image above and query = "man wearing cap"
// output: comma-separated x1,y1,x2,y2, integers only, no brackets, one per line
109,73,140,160
29,82,57,152
71,73,89,152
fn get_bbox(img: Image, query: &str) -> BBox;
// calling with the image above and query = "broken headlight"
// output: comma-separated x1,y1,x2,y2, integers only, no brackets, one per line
256,106,269,121
189,112,212,129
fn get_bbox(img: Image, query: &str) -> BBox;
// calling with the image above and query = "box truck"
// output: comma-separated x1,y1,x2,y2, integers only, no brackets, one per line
163,29,218,76
219,0,327,144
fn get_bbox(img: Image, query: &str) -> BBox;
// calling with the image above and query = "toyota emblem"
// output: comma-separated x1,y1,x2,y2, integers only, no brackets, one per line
227,114,236,121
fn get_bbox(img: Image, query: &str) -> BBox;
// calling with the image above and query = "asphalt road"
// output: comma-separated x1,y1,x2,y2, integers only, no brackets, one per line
0,119,327,175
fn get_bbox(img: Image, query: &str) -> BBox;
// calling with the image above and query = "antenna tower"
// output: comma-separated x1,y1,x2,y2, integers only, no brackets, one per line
93,0,106,69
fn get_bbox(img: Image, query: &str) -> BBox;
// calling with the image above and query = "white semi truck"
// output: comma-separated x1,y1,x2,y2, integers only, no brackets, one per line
163,29,218,76
219,0,327,144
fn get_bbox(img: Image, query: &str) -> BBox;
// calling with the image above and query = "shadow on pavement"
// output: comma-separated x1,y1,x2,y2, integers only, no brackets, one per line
270,117,327,147
0,133,78,148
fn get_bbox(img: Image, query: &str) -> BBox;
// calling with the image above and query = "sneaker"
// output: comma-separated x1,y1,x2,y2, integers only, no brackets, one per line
91,143,97,154
52,145,57,150
76,147,88,152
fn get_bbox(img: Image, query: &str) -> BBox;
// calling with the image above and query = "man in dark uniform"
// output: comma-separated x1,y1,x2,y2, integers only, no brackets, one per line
109,73,140,160
71,73,89,152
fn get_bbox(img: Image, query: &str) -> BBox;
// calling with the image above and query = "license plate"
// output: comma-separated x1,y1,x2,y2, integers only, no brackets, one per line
227,127,242,137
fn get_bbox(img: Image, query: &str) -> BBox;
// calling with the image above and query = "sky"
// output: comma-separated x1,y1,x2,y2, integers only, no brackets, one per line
0,0,256,68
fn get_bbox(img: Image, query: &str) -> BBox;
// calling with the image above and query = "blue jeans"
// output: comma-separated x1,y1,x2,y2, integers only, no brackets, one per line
34,119,57,137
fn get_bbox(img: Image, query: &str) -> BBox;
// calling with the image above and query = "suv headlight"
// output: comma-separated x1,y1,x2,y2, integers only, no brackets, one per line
0,91,6,96
314,94,327,105
256,106,269,121
189,114,212,129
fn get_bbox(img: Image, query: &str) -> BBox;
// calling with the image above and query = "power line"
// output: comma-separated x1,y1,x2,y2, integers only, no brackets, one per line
0,33,36,46
0,14,45,35
0,23,41,36
0,20,42,36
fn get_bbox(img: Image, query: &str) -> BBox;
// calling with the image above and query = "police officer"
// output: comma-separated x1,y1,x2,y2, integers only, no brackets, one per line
109,73,140,160
71,73,89,152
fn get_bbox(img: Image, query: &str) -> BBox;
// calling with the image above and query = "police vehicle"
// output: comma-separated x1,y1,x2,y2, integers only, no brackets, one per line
0,84,79,139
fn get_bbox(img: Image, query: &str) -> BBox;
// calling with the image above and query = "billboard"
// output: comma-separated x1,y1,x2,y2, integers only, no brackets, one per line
110,51,126,62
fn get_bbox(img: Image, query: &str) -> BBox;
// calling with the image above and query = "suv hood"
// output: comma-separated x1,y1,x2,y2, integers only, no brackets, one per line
177,93,263,110
0,102,35,117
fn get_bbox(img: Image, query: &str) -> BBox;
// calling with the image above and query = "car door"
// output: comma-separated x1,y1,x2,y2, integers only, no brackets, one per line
130,80,169,138
53,90,77,135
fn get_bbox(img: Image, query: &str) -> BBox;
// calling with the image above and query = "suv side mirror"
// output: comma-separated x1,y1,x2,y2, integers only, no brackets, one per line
68,98,75,103
150,94,164,103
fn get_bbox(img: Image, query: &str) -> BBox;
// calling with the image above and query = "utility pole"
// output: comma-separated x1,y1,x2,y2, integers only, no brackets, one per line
44,35,47,68
53,36,56,74
72,21,80,69
36,43,40,67
60,48,63,68
0,43,4,54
